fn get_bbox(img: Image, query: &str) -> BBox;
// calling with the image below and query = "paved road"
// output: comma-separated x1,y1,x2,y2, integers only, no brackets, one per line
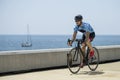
0,61,120,80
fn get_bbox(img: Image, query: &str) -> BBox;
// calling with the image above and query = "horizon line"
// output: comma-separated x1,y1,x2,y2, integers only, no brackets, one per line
0,34,120,36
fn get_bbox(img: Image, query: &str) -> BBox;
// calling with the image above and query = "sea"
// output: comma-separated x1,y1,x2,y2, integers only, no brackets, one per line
0,35,120,51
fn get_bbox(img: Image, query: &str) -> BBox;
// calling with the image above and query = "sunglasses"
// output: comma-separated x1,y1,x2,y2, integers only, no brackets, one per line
75,20,81,22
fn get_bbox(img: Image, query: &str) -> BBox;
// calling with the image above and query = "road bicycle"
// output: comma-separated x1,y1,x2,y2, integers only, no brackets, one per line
67,39,99,74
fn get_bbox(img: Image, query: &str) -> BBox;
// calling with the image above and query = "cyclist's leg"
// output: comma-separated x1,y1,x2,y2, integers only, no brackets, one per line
80,34,86,67
81,34,86,55
81,43,86,54
81,34,86,52
86,32,95,57
81,43,86,67
86,40,93,51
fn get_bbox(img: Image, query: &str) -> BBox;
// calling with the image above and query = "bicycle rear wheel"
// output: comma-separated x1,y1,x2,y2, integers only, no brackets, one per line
87,47,99,71
67,48,82,74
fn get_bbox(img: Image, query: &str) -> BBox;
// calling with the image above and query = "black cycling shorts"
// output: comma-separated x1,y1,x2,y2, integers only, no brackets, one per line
82,32,95,42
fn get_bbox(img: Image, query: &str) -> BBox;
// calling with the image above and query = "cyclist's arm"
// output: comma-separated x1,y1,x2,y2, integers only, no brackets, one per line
68,32,77,46
72,32,77,41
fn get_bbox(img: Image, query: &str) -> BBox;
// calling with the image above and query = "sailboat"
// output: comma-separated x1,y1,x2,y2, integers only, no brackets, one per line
21,24,32,47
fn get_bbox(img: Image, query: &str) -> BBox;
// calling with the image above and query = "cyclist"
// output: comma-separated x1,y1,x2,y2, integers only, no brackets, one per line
68,15,95,68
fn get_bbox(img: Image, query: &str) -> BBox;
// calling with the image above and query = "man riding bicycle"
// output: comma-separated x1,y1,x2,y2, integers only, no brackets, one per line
68,15,95,68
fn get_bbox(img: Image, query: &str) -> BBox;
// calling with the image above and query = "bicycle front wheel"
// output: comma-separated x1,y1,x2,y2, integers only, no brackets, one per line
87,47,99,71
67,48,82,74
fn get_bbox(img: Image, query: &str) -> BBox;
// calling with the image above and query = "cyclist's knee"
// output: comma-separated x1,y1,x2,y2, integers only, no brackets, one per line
82,43,86,47
82,43,86,49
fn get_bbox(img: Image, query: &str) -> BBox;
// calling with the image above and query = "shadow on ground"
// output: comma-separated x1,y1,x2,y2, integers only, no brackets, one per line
71,70,104,75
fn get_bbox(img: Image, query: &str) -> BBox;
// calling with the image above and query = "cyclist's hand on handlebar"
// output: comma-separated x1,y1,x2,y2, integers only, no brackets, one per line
68,41,72,46
67,39,73,46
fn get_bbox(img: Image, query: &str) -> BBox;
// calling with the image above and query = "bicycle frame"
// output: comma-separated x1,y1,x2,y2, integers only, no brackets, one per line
73,40,90,64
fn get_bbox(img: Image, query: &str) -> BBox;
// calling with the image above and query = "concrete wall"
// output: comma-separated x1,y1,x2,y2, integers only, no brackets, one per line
0,45,120,73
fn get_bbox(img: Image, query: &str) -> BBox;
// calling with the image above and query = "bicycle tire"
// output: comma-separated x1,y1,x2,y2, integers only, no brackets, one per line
67,48,82,74
87,47,99,71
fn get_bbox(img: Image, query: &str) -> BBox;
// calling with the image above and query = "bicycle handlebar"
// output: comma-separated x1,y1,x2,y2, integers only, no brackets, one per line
75,39,83,42
67,38,83,43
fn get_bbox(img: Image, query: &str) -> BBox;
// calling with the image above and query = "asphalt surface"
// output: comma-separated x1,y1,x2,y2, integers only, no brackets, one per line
0,61,120,80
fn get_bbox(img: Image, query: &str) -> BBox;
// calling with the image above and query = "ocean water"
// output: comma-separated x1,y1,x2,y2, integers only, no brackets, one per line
0,35,120,51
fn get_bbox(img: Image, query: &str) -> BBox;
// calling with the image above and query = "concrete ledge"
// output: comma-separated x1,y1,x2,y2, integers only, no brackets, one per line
0,45,120,73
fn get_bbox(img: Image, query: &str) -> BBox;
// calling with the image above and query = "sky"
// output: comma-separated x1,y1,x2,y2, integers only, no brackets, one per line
0,0,120,35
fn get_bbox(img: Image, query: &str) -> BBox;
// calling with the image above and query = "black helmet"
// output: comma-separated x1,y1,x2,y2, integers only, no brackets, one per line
74,15,83,21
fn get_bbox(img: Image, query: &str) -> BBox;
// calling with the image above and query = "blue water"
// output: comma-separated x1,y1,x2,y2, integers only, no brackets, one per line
0,35,120,51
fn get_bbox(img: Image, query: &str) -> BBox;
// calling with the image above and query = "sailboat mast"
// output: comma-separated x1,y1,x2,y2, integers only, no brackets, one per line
27,24,29,42
27,24,32,43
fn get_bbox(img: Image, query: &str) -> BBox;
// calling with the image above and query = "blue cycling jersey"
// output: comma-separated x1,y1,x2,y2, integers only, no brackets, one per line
74,22,94,34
